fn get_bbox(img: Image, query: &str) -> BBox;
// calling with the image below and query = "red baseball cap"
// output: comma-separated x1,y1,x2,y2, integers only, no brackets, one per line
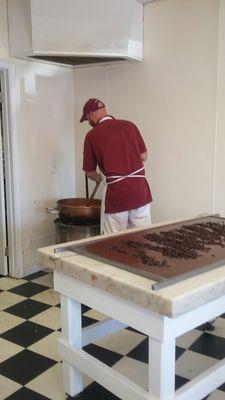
80,98,105,122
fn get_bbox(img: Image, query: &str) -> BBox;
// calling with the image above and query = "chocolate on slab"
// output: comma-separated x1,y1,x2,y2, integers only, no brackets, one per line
71,216,225,281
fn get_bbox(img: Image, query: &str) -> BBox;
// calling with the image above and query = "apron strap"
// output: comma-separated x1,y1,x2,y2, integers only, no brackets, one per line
107,167,145,185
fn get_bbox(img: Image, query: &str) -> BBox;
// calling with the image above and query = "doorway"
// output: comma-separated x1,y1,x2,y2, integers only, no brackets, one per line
0,70,9,275
0,65,22,278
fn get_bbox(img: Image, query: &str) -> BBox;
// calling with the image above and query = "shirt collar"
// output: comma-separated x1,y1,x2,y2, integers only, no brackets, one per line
98,116,114,124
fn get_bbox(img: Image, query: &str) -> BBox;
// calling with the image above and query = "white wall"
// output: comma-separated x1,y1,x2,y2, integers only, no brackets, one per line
0,0,10,58
213,0,225,216
74,67,107,199
0,0,75,277
74,0,219,223
16,63,75,276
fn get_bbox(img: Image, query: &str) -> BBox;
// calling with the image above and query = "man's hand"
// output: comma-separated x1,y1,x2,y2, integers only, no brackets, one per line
141,152,147,162
86,171,102,183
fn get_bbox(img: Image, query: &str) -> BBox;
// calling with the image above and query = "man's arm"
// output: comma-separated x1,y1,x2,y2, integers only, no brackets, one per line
85,171,101,183
141,151,147,162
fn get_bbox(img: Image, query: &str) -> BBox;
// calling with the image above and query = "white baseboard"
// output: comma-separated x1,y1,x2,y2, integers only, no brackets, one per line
22,264,51,277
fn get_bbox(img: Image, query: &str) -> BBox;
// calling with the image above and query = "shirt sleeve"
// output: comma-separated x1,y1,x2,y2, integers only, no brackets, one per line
134,125,147,153
83,136,97,172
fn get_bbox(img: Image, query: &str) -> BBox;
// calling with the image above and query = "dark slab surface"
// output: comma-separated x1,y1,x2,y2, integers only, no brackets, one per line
62,216,225,288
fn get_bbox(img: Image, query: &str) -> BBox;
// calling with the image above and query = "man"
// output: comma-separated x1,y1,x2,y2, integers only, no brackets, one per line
80,98,153,234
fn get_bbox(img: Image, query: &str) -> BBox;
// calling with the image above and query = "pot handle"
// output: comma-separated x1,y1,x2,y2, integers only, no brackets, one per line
87,180,101,206
46,207,58,214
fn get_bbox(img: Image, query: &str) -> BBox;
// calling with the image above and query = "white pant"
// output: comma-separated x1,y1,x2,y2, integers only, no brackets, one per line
103,204,151,234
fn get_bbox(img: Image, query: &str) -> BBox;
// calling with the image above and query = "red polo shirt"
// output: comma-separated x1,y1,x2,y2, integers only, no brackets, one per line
83,118,152,213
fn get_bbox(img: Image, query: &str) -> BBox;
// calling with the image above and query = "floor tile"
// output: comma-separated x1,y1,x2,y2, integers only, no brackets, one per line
0,338,23,363
82,315,98,328
0,292,26,311
1,321,54,347
68,381,121,400
4,299,51,319
0,349,56,385
175,349,217,380
1,274,224,400
175,375,189,390
9,282,48,298
207,391,225,400
176,346,186,360
126,337,148,363
113,355,148,390
0,312,25,334
125,326,144,335
197,320,216,332
32,273,53,288
113,357,219,395
0,375,21,399
43,268,52,273
83,309,107,322
81,304,91,314
95,328,145,356
26,364,67,400
0,277,27,291
219,382,225,392
4,386,52,400
176,329,202,349
28,331,61,362
30,307,61,330
31,289,60,306
24,270,49,281
189,332,225,359
83,343,123,367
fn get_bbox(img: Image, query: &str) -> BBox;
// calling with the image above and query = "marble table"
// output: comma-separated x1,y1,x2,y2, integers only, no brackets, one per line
38,217,225,400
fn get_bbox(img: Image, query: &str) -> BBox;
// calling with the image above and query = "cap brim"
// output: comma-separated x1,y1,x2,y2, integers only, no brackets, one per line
80,114,86,123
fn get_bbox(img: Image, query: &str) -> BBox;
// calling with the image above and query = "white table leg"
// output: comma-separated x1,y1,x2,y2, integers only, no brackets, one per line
60,295,83,397
149,336,176,399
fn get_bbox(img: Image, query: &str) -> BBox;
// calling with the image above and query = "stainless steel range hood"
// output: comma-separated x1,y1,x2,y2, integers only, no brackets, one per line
7,0,144,67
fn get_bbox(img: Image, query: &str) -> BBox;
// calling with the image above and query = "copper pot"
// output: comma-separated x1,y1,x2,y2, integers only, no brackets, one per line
57,197,101,224
46,180,101,224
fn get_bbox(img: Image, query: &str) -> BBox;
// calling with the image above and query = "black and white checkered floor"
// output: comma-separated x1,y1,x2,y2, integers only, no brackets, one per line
0,270,225,400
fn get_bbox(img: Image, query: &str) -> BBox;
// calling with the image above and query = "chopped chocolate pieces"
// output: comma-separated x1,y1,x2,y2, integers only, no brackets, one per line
109,221,225,268
109,242,169,267
133,251,168,268
143,222,225,260
109,245,128,255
